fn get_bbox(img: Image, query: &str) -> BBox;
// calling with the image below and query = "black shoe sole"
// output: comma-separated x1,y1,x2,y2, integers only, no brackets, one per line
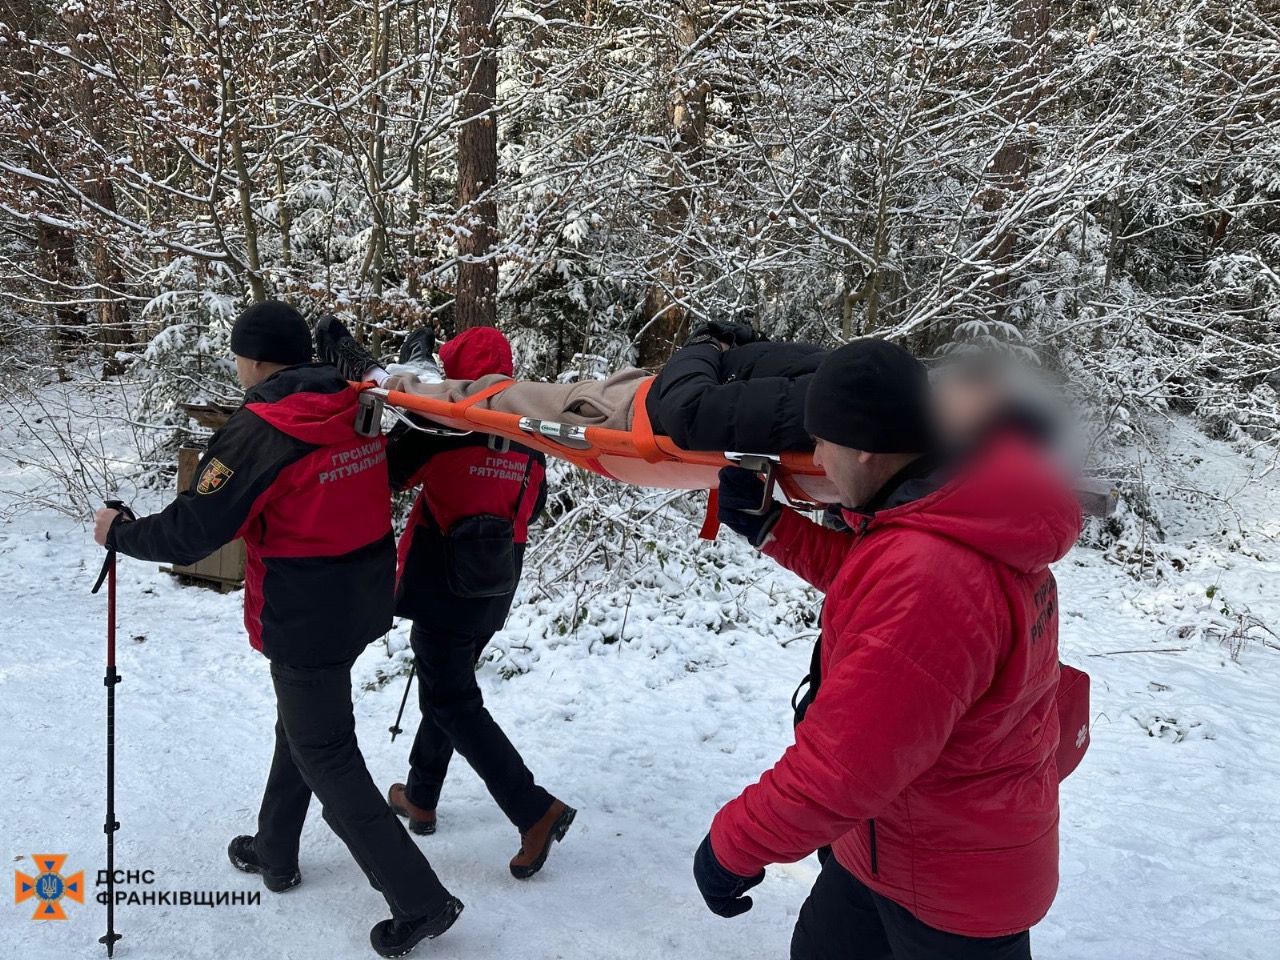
261,871,302,893
227,838,301,893
371,897,464,958
510,806,576,880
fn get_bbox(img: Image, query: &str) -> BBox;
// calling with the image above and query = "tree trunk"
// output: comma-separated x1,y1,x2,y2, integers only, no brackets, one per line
455,0,500,330
637,6,707,368
14,0,87,357
980,0,1049,322
35,219,86,354
230,133,267,302
65,6,134,373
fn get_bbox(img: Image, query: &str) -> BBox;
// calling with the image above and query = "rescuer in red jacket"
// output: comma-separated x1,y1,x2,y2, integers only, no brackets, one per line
378,326,576,879
693,339,1083,960
92,302,461,959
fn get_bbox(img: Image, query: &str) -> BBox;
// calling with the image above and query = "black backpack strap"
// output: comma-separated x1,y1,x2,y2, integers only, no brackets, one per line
791,621,824,727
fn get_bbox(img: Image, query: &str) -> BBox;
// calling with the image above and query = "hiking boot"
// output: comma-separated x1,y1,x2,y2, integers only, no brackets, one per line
315,314,380,382
227,835,301,893
388,783,437,836
389,327,443,383
370,896,464,958
398,327,437,366
509,799,576,880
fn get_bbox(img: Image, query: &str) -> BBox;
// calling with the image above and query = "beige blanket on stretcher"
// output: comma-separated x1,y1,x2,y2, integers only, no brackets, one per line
383,368,651,432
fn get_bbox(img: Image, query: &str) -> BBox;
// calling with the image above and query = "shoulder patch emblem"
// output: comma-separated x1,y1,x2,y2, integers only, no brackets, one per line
196,458,235,495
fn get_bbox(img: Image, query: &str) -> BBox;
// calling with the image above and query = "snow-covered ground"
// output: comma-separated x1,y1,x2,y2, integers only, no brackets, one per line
3,390,1279,959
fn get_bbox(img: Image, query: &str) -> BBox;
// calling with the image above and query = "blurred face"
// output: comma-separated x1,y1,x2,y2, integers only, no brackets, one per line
933,374,1005,445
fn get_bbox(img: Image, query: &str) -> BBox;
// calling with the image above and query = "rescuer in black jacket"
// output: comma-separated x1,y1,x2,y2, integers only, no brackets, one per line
92,301,462,959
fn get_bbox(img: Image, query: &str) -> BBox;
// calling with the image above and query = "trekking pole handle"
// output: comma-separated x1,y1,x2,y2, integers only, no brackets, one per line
92,500,135,595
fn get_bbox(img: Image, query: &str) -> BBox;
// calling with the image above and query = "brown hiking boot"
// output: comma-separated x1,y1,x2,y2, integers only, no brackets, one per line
510,799,576,880
387,783,437,836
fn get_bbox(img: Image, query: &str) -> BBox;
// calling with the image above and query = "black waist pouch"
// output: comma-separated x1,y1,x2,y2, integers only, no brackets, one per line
445,515,520,598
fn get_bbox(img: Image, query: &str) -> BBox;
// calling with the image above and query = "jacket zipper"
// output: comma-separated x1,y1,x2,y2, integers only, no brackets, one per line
868,819,879,876
850,514,873,543
852,514,879,878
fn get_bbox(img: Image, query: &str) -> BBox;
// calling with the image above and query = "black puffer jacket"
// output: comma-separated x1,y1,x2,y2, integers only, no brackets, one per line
646,340,828,452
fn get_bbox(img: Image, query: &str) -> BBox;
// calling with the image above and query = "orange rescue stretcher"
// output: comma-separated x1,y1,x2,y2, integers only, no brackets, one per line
354,377,839,539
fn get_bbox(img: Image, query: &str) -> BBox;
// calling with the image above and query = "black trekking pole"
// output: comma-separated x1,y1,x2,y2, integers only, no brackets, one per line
91,499,133,958
389,663,415,741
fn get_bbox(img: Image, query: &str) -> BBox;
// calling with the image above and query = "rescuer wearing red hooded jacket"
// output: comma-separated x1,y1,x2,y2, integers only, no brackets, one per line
92,301,462,959
693,339,1083,960
381,325,576,880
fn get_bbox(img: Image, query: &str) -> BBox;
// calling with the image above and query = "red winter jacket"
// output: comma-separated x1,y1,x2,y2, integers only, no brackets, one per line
710,434,1082,937
387,327,546,630
109,365,395,665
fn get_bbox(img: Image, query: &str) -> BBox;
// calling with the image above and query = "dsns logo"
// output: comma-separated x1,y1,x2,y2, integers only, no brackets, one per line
15,854,84,920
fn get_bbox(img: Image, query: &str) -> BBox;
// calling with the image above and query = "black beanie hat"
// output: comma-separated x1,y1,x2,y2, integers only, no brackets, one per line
804,339,936,453
230,300,313,365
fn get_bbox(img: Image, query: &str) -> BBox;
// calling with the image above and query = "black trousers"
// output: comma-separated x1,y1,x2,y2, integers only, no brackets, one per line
791,857,1032,960
404,623,553,833
255,659,453,921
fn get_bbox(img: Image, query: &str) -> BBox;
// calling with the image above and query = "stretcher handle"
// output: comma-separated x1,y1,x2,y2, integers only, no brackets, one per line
725,453,779,516
355,391,384,438
356,388,473,439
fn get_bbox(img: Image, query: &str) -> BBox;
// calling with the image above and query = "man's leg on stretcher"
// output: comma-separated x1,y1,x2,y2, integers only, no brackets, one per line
315,314,445,386
318,312,1071,473
315,312,649,432
382,369,649,432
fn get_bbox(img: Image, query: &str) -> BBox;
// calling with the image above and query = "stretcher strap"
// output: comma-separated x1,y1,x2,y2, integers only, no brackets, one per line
628,377,667,464
457,378,516,412
699,488,721,541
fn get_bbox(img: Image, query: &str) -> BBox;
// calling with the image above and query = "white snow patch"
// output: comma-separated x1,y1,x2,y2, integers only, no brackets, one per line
1,391,1277,958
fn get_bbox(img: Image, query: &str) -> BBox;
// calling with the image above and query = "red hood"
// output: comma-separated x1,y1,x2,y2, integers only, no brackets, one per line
441,326,514,380
854,435,1082,574
244,364,365,446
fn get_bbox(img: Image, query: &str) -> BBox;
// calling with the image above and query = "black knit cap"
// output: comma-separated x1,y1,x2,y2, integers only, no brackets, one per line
230,300,312,365
804,338,937,453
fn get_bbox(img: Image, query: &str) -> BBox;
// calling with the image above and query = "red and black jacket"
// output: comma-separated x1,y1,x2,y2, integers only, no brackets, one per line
388,426,546,635
108,364,395,666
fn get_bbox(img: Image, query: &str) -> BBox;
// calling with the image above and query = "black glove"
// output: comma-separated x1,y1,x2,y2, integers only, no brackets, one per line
717,467,782,546
693,834,765,918
686,318,759,349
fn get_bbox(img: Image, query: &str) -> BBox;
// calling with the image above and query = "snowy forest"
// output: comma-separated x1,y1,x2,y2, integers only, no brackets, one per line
3,0,1278,433
2,2,1279,959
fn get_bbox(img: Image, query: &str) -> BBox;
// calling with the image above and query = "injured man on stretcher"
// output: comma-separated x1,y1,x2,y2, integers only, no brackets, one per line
314,316,1041,458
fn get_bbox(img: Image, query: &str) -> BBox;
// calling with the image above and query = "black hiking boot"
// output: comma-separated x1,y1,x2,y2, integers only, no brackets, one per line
370,896,464,958
315,314,380,382
398,327,437,366
227,835,301,893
